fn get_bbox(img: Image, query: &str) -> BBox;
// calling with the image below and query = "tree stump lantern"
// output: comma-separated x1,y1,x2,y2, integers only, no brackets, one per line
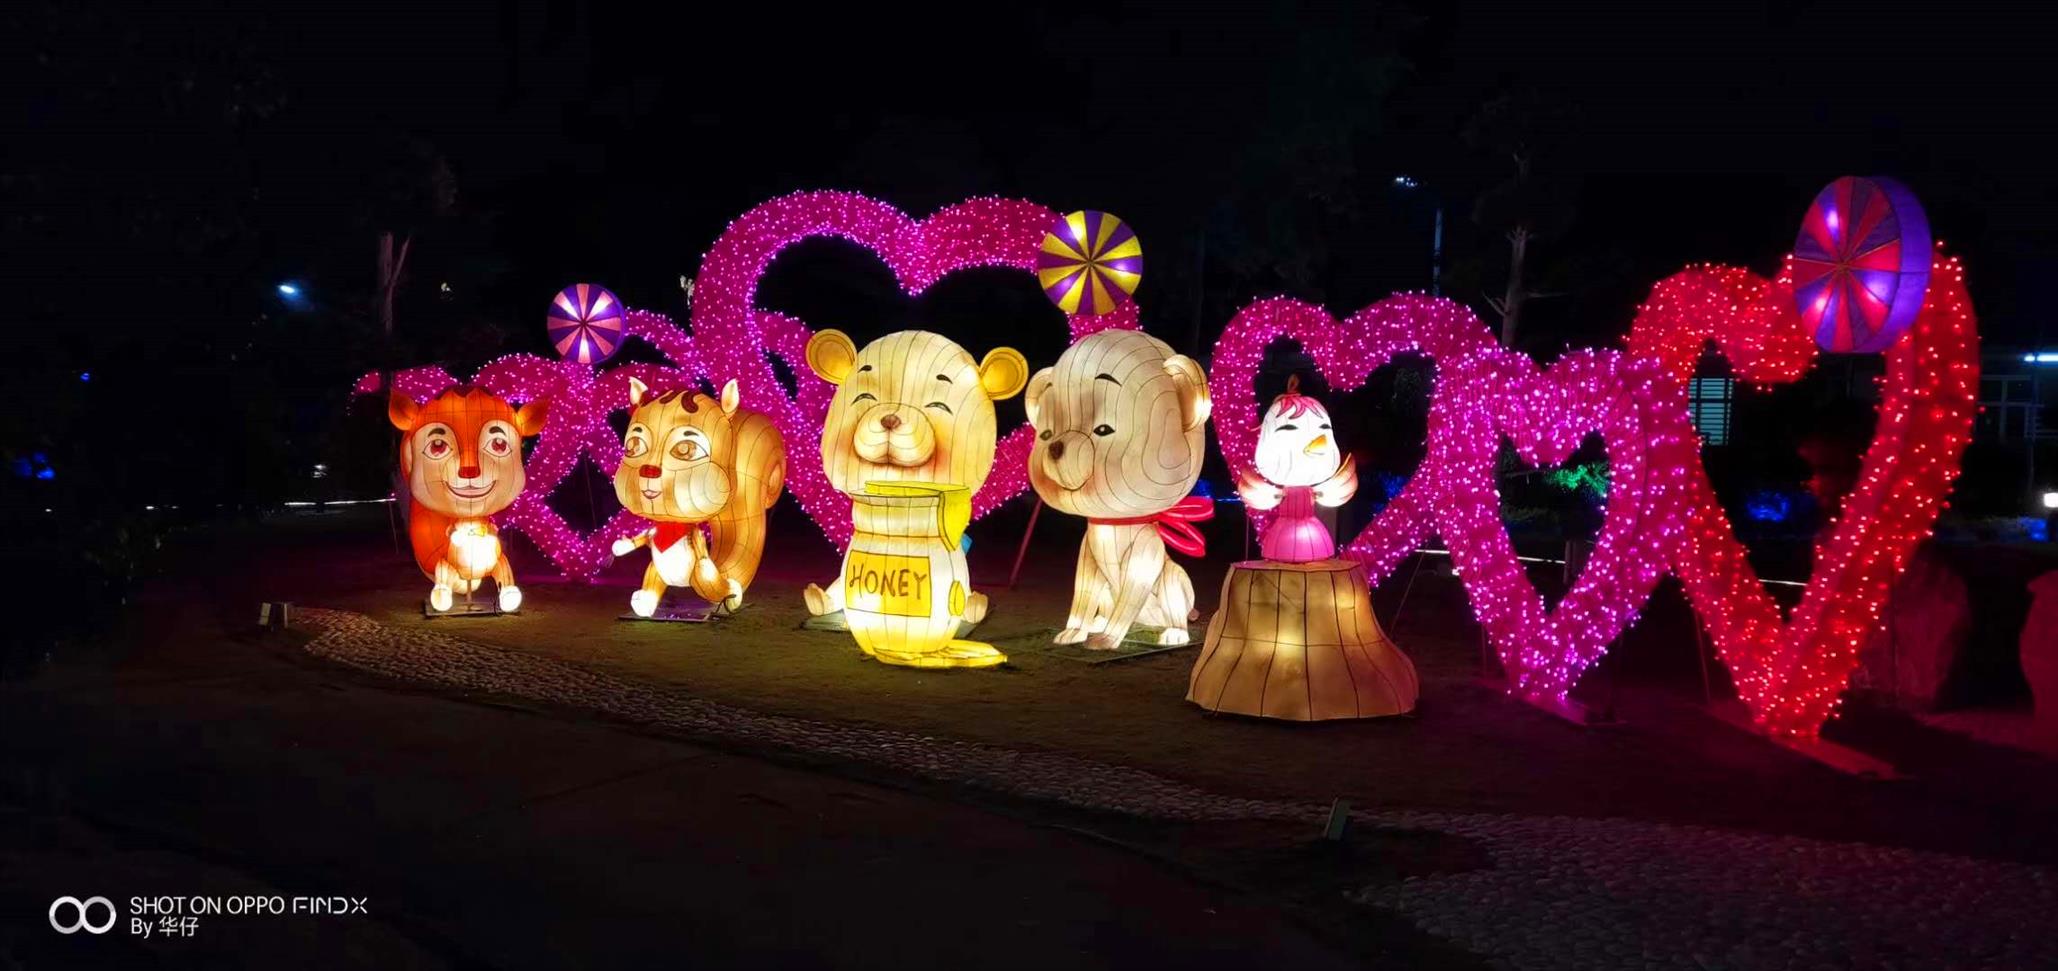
1187,559,1418,720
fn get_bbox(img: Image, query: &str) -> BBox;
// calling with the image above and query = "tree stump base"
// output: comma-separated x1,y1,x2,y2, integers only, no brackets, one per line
1187,559,1419,721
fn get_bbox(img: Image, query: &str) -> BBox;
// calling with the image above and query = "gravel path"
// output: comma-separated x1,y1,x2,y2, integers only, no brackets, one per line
293,608,2058,970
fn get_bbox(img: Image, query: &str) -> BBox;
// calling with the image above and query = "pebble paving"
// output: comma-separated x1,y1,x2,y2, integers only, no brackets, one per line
294,608,2058,970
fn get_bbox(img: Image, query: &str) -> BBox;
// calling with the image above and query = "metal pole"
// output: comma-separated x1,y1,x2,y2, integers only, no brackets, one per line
1006,500,1044,589
1189,226,1206,356
1431,206,1444,297
1694,620,1714,707
1388,550,1428,635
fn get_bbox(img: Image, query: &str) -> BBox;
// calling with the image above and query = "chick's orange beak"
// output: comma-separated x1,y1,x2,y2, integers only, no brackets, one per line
1303,435,1330,456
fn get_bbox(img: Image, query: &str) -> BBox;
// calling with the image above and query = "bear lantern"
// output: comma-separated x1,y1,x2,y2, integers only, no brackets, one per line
802,329,1029,669
1025,330,1214,649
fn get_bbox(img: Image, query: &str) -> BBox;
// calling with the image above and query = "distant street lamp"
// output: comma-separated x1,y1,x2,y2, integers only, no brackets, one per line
1393,176,1443,297
276,282,302,298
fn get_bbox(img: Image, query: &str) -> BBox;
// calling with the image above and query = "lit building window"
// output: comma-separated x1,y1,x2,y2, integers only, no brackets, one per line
1690,376,1733,445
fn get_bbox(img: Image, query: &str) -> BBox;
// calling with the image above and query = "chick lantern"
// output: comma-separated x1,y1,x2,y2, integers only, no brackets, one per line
1235,376,1357,562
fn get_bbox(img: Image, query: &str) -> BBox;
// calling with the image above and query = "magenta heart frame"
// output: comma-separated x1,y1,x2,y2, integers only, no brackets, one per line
362,191,1142,574
1209,295,1697,703
360,310,709,577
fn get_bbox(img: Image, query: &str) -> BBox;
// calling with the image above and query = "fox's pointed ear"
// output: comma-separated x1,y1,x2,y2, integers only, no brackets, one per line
515,398,550,437
628,376,651,407
388,392,419,432
720,379,740,417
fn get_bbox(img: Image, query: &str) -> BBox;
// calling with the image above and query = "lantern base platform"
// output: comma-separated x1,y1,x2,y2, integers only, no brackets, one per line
1710,701,1900,779
802,609,978,639
617,596,732,624
424,599,507,619
998,627,1193,664
1188,559,1419,722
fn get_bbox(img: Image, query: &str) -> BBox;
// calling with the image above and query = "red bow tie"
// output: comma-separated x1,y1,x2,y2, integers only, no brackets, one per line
1089,495,1215,558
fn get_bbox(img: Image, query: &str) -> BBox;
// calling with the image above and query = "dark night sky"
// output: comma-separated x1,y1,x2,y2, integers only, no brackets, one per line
12,0,2058,369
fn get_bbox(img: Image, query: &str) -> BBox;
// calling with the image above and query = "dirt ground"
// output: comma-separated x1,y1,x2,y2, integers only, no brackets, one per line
7,595,1480,969
182,505,2058,869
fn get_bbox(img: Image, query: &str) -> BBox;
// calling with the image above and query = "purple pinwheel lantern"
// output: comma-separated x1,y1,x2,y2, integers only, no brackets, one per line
1793,176,1932,354
547,283,626,365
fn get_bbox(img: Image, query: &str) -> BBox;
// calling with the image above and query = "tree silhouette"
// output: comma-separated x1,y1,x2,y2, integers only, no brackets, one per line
1465,89,1578,347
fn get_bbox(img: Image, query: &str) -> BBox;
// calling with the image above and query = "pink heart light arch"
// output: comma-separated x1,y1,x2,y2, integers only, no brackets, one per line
358,190,1143,575
1209,295,1698,705
686,191,1140,548
356,308,709,577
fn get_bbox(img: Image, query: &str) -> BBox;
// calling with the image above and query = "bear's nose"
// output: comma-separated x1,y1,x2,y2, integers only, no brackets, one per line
458,465,481,480
879,413,901,431
1048,440,1066,461
639,465,661,479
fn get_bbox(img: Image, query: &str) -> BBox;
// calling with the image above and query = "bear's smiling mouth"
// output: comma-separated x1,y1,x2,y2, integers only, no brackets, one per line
641,488,662,501
446,481,496,499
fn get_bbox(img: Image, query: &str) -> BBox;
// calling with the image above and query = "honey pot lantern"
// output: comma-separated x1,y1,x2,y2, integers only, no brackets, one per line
842,482,1004,668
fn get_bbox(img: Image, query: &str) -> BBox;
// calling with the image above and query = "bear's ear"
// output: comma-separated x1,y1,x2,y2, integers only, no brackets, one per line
388,392,420,432
628,376,651,408
1164,354,1212,430
1023,366,1055,426
719,378,741,417
515,398,550,437
806,329,858,385
978,346,1030,401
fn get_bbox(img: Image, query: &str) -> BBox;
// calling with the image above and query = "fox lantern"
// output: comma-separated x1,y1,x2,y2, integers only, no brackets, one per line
389,387,548,612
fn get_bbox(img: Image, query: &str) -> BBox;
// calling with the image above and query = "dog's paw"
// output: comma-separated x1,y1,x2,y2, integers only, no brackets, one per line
429,586,454,612
630,589,659,618
1158,627,1189,646
1054,627,1089,645
498,585,522,613
1085,633,1120,652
